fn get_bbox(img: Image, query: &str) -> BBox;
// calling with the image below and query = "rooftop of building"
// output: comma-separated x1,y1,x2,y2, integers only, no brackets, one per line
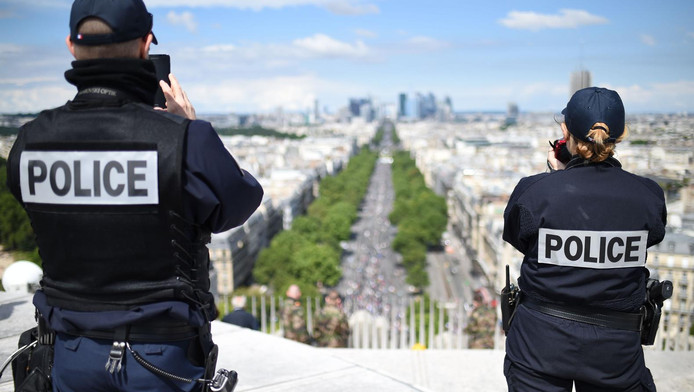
1,292,693,392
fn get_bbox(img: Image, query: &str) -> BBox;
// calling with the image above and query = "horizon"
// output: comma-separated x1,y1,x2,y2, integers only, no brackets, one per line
1,1,693,114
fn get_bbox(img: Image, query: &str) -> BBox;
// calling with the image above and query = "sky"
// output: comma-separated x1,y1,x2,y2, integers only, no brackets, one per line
1,0,693,115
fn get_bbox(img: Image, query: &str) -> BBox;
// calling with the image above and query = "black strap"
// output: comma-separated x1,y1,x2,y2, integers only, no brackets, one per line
522,296,642,332
69,322,197,342
126,343,206,385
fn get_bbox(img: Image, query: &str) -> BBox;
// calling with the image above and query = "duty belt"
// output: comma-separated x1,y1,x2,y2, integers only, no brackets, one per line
521,296,643,332
68,320,198,342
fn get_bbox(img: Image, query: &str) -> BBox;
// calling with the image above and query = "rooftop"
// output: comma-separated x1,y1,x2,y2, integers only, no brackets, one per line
1,292,693,391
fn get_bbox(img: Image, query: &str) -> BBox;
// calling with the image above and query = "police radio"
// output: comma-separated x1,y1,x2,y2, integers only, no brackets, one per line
500,265,520,335
549,138,572,164
641,279,673,346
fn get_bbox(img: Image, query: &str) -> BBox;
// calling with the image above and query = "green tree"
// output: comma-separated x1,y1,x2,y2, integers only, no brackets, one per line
290,243,341,288
0,158,40,264
251,148,378,295
388,146,448,291
254,230,308,287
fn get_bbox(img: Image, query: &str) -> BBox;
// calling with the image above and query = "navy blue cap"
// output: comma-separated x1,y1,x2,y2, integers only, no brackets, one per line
69,0,157,46
562,87,625,143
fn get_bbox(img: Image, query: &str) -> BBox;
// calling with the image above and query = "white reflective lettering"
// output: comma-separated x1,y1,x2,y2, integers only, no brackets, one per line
19,151,158,205
538,228,648,269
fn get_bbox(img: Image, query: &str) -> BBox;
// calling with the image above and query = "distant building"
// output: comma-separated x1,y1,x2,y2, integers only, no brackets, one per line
349,98,371,118
648,230,694,351
570,69,592,96
415,93,437,120
444,96,453,113
506,103,519,126
398,93,407,119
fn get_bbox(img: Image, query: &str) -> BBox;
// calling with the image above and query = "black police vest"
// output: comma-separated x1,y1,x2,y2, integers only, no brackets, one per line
14,101,215,317
505,158,666,312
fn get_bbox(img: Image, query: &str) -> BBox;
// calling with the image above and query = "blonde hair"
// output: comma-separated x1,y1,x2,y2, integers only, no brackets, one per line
574,122,629,162
73,17,142,60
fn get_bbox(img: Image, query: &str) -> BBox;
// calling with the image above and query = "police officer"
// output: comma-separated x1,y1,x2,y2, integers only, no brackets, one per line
502,87,666,391
6,0,264,390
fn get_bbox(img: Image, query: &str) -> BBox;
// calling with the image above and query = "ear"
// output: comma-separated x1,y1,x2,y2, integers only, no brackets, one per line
66,34,76,58
140,33,154,59
560,122,570,140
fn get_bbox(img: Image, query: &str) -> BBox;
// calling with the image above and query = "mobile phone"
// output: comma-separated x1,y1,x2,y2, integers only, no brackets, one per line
150,54,170,108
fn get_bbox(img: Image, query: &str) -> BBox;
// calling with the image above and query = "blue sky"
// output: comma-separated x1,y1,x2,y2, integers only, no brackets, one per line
1,0,693,114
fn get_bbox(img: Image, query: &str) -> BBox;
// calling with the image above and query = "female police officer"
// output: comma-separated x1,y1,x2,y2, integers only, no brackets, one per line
502,87,666,391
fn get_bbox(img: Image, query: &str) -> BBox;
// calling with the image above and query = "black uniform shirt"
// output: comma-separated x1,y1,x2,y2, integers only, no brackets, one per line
503,157,666,312
30,118,263,332
7,59,264,331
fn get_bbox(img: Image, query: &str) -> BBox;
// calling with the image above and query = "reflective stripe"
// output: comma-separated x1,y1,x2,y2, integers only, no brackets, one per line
538,228,648,269
19,150,158,205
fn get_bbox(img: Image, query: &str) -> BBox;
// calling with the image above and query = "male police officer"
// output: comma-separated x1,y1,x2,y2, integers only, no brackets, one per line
6,1,263,390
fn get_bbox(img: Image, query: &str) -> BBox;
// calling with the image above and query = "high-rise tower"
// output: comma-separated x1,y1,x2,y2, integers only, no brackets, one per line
570,70,592,97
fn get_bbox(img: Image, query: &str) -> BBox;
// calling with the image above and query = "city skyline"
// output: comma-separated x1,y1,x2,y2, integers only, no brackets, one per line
1,0,693,114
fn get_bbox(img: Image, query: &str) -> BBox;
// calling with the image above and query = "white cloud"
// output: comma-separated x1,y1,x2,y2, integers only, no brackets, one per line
405,36,450,51
166,11,198,33
185,75,362,112
499,9,608,31
608,81,694,112
355,29,377,38
145,0,379,15
0,10,14,18
516,82,566,98
0,85,74,113
200,44,236,53
292,34,370,58
640,34,656,46
0,44,24,56
0,76,59,87
323,1,379,15
193,33,372,66
146,0,317,9
0,0,68,9
686,32,694,40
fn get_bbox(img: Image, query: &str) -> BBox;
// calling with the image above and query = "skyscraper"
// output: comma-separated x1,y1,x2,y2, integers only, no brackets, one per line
570,70,592,97
398,93,407,119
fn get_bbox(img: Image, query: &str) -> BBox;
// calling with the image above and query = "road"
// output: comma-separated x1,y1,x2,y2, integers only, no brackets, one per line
337,122,488,318
337,146,408,316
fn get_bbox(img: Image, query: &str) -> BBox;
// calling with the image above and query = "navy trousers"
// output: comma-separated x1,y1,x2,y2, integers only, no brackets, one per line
52,333,206,392
504,305,656,392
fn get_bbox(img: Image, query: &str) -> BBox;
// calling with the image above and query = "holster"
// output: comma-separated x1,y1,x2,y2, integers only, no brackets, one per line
202,344,219,392
12,315,54,392
640,301,660,346
500,286,520,335
500,265,520,335
640,279,673,346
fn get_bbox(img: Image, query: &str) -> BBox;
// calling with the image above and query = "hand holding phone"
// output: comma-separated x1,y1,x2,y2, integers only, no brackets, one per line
150,54,170,108
150,54,196,120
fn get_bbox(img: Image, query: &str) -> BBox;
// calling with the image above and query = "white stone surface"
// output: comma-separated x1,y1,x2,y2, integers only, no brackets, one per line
1,292,693,392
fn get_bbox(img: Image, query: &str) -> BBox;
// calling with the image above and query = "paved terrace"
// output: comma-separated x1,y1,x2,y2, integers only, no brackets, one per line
1,292,693,391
